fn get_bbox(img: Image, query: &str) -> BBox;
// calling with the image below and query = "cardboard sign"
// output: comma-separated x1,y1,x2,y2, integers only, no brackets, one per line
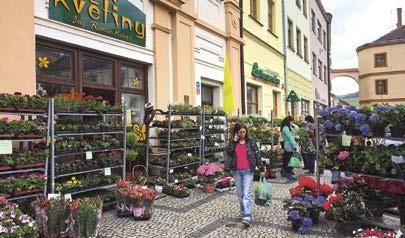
104,168,111,176
47,193,60,199
0,140,12,155
85,151,93,160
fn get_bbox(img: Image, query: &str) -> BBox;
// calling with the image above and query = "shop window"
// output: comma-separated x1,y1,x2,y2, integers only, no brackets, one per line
123,93,145,124
247,84,258,115
201,85,214,107
374,53,387,67
301,99,310,115
36,82,75,97
375,80,387,95
36,46,72,81
121,66,145,90
83,56,113,85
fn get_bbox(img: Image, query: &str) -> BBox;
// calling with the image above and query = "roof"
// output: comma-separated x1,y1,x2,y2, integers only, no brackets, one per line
357,25,405,52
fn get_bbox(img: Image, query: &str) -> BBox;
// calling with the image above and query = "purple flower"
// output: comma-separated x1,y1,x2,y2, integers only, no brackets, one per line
19,214,30,223
302,217,313,227
323,120,333,130
359,124,370,135
319,109,329,117
348,111,358,121
348,105,357,111
377,104,390,113
337,108,348,117
0,212,4,219
355,113,367,123
304,195,314,203
312,196,326,207
298,225,310,234
292,196,303,202
335,124,342,132
288,210,301,221
10,211,15,218
370,113,380,123
0,225,7,233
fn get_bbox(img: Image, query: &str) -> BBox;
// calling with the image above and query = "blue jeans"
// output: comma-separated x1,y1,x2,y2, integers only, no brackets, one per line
232,169,254,222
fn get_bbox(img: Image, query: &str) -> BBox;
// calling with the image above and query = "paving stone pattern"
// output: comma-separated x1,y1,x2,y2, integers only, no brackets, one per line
100,171,345,238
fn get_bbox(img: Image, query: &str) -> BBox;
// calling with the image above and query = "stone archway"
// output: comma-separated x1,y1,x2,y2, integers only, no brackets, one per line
331,68,359,83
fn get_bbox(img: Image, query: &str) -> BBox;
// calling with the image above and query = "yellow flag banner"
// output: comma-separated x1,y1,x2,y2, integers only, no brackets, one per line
223,54,235,115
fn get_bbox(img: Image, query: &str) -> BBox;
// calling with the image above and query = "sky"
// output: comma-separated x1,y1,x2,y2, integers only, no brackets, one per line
322,0,405,96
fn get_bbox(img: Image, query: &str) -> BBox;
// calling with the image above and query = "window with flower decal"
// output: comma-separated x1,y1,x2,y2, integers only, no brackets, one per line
36,45,72,81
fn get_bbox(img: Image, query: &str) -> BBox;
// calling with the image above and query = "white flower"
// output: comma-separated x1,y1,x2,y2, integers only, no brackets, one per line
28,222,33,227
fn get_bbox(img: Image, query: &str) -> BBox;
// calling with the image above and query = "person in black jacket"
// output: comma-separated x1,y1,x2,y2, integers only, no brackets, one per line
225,123,265,227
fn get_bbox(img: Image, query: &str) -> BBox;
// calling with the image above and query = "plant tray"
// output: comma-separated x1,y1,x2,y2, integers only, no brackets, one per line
14,162,45,169
0,165,12,171
15,134,44,139
16,108,46,113
215,186,236,193
0,107,16,112
106,110,123,114
0,134,14,138
12,188,43,196
55,109,80,113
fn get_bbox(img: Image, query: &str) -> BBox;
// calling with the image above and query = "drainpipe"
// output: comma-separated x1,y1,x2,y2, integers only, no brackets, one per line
282,0,289,115
239,0,246,114
327,13,333,107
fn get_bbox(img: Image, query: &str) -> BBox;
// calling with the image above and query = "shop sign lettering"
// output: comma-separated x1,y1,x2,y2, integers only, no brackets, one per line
50,0,146,47
251,63,280,85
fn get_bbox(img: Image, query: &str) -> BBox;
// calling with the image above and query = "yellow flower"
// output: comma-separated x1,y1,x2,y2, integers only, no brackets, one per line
38,56,49,69
71,177,76,181
132,77,140,87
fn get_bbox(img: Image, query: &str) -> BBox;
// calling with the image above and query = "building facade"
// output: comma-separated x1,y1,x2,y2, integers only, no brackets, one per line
284,0,313,119
309,0,332,109
152,0,243,112
242,0,285,118
357,8,405,107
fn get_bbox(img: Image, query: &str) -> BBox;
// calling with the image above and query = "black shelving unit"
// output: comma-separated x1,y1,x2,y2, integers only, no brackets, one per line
0,110,49,201
48,98,126,195
201,109,227,163
146,105,202,182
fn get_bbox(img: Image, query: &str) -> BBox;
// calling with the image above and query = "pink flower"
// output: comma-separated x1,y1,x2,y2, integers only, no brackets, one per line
338,151,350,161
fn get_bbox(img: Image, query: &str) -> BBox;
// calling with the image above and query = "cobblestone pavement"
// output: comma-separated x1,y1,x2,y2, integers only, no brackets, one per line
100,170,344,238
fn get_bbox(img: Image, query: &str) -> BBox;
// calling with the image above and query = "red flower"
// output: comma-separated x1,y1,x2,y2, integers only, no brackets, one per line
329,194,341,204
320,184,334,196
323,201,331,211
298,176,317,189
289,186,303,196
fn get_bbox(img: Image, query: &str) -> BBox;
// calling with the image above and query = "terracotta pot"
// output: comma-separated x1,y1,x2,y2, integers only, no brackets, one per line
15,134,43,139
202,183,216,193
12,188,43,196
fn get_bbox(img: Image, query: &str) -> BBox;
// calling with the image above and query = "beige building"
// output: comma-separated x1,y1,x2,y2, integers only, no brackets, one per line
357,8,405,107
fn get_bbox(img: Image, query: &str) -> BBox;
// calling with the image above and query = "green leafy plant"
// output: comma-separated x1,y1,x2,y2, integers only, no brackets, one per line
70,196,103,238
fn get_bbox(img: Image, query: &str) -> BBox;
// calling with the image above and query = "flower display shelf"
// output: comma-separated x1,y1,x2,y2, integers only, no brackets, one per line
0,109,49,202
146,104,203,182
201,109,228,163
48,98,127,195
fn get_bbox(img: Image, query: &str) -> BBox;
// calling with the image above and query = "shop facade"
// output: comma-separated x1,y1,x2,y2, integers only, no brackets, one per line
1,0,154,123
243,0,285,118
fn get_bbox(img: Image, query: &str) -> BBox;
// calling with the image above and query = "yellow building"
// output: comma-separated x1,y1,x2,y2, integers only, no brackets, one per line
243,0,285,118
357,8,405,107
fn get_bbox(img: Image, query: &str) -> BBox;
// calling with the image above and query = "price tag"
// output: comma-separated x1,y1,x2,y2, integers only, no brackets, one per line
209,125,213,129
263,158,270,163
47,193,60,199
187,153,192,157
104,168,111,176
199,126,202,131
64,194,72,202
214,142,219,146
201,135,205,140
85,151,93,160
325,138,329,147
0,140,12,155
169,169,174,174
184,166,188,169
396,230,403,238
141,186,147,189
210,119,213,123
174,179,179,183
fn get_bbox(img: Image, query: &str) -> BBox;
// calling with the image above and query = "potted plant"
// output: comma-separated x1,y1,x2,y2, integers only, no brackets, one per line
163,183,190,198
31,197,70,238
154,177,166,193
216,176,235,192
385,104,405,138
283,197,312,234
0,196,39,237
197,163,222,193
69,196,103,237
127,185,155,220
0,93,18,112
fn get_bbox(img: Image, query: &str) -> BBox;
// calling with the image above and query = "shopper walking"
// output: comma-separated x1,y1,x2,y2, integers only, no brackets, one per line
280,116,298,180
300,115,316,175
225,123,265,227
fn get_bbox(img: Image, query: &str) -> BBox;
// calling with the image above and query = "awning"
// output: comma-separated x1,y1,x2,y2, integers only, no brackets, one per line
286,90,300,102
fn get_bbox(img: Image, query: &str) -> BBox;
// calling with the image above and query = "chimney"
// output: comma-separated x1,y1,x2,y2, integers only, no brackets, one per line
397,8,403,28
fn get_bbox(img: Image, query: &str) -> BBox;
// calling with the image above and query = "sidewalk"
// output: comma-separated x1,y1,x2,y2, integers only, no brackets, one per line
99,171,345,238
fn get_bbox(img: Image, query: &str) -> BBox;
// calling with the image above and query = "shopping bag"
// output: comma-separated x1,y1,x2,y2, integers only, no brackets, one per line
288,152,303,168
254,177,272,207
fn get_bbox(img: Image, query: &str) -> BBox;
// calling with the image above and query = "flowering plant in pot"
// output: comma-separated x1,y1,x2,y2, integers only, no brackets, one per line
127,185,156,219
353,227,400,238
69,196,103,237
0,196,39,237
283,198,313,234
197,163,222,193
31,197,70,238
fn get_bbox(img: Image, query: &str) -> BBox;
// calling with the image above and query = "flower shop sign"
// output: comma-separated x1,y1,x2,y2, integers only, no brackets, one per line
251,63,280,85
49,0,146,47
